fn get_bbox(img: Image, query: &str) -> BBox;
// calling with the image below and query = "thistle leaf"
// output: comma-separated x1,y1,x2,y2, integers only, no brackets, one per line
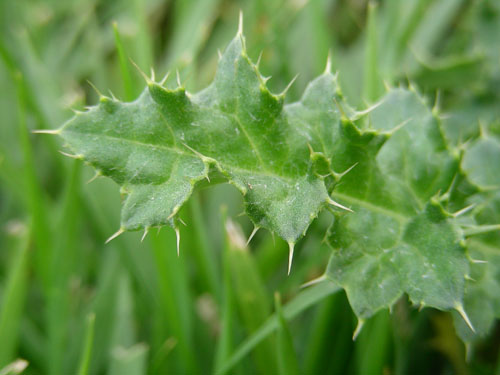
53,27,498,338
325,89,469,319
57,32,351,243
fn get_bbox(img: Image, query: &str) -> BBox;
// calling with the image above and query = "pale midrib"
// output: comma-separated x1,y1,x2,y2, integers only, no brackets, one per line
66,130,297,183
232,96,269,172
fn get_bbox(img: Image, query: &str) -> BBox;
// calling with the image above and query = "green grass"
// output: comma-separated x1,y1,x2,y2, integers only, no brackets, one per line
1,0,499,374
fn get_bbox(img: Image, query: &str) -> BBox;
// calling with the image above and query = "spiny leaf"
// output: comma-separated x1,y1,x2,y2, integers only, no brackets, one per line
325,88,470,320
452,132,500,343
55,30,352,246
47,22,497,337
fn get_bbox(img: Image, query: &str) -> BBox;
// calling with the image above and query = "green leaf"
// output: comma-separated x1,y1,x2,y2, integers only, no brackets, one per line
325,88,470,320
55,28,352,259
453,132,500,343
274,293,300,375
49,22,496,339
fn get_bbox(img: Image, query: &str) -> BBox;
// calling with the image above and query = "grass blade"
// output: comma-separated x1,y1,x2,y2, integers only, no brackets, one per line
0,232,30,367
363,1,383,102
225,218,278,375
77,313,96,375
216,281,340,375
274,293,300,375
112,22,136,101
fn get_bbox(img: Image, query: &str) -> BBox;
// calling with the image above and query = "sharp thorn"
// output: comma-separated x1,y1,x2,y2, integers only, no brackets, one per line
350,100,383,120
281,74,299,96
237,10,243,36
217,49,223,60
105,228,125,244
108,90,118,101
59,151,82,159
87,80,104,97
32,128,61,135
453,204,475,217
464,224,500,237
159,71,170,86
352,319,365,340
179,218,187,226
327,197,353,212
167,207,179,220
455,303,475,333
130,59,151,84
389,118,412,135
337,162,358,179
470,258,488,264
86,171,101,184
300,275,326,289
256,50,263,67
150,67,156,82
324,51,332,74
176,69,182,87
175,227,181,257
287,242,295,275
141,227,149,242
246,226,260,247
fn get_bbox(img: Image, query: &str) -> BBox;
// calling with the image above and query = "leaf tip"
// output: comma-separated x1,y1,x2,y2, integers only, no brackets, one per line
287,242,295,275
175,227,181,256
159,71,170,86
130,58,153,85
324,51,332,74
256,50,264,68
245,226,260,247
86,80,105,98
141,227,149,242
86,170,102,184
300,274,327,289
105,227,125,244
352,319,365,340
326,197,353,212
334,162,358,180
237,10,244,37
279,74,299,97
167,205,181,220
59,150,83,160
32,128,61,135
176,69,183,88
455,303,475,333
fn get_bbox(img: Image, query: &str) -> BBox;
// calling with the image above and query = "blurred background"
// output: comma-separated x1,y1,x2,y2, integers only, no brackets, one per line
0,0,499,374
